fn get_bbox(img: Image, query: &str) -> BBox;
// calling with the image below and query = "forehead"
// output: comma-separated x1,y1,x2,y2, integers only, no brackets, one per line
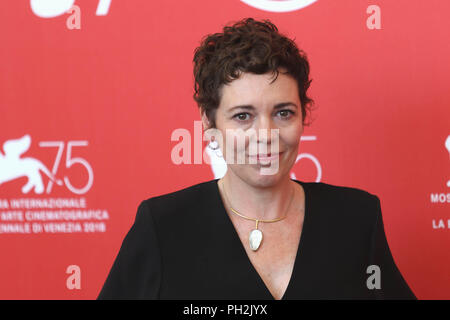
219,71,299,107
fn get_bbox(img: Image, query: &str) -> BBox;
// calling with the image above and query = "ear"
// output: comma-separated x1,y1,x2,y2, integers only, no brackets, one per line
200,109,211,131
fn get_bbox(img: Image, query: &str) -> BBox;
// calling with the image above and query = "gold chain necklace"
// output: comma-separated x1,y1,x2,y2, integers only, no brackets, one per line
219,179,295,251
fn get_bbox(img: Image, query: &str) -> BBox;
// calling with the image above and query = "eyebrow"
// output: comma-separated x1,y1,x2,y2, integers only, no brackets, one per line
228,102,298,113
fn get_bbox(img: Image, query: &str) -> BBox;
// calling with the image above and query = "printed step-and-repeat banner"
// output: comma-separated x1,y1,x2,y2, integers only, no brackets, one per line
0,0,449,299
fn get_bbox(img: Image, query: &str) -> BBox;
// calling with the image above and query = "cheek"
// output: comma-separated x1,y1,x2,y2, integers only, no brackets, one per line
223,132,249,154
283,126,303,149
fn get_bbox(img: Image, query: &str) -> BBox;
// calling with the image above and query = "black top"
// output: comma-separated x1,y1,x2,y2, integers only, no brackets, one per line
97,178,416,300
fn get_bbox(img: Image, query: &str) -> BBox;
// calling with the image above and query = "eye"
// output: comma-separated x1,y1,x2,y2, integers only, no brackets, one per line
277,110,294,119
233,112,251,121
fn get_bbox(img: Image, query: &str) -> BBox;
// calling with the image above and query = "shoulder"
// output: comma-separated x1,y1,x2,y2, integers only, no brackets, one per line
307,180,378,204
139,179,217,222
303,180,380,225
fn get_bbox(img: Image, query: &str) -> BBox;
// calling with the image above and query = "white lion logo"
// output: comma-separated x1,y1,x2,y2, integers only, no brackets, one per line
0,134,63,194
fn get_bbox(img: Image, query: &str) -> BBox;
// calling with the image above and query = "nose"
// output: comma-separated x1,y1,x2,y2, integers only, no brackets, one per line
253,115,280,152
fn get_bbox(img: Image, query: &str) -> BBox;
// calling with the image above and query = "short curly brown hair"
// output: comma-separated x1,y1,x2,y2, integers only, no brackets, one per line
193,17,315,129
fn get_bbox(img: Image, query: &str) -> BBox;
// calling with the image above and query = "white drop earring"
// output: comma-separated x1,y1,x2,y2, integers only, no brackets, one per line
207,137,223,158
208,139,219,150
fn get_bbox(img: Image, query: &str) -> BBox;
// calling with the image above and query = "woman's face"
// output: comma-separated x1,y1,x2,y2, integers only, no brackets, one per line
203,70,304,187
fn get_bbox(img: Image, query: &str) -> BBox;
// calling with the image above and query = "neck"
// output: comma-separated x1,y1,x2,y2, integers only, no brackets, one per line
220,172,297,221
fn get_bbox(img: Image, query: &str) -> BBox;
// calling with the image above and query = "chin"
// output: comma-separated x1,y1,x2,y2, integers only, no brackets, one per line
249,166,285,187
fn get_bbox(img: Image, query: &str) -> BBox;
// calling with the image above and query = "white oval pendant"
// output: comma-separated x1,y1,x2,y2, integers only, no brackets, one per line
249,229,263,251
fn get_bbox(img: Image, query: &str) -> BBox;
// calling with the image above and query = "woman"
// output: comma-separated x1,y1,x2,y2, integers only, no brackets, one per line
98,18,416,300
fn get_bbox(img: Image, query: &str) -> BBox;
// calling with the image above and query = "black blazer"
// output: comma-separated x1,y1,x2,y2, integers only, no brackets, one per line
97,178,416,300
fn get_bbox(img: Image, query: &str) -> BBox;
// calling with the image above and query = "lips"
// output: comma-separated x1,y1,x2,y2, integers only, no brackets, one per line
248,152,283,162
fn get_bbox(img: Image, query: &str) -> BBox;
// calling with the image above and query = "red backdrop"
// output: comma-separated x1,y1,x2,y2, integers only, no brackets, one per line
0,0,449,299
